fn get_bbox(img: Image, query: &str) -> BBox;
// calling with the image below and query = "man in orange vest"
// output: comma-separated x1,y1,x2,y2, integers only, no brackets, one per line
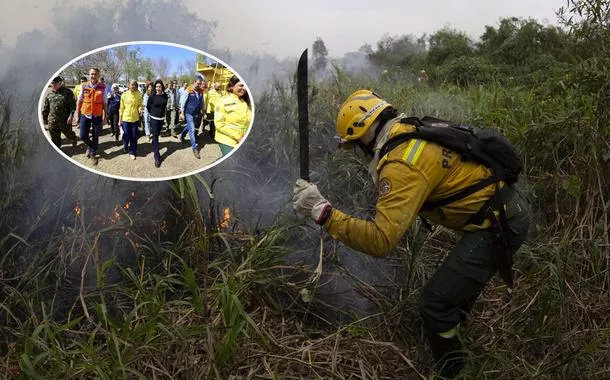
76,67,108,166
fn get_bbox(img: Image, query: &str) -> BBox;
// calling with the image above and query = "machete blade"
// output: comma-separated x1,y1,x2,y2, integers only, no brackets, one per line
297,49,309,181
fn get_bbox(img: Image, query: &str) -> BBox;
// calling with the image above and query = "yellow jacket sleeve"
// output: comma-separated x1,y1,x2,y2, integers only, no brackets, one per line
324,160,433,257
323,119,504,258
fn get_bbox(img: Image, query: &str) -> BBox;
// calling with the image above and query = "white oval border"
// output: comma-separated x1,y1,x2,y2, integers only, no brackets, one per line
38,40,255,182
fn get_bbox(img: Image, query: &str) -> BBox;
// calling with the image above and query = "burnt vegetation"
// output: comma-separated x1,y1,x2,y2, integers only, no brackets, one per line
1,1,609,378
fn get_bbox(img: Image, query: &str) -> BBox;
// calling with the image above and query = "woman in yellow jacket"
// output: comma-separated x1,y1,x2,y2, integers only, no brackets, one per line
214,75,252,156
118,80,143,159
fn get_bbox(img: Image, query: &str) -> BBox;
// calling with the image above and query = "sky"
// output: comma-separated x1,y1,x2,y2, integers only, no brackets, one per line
1,0,566,58
136,44,197,74
135,43,221,74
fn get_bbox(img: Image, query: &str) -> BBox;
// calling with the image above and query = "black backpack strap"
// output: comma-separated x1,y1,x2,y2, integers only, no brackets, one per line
466,183,514,226
399,117,424,127
377,117,424,158
378,133,416,159
421,175,498,211
466,184,516,288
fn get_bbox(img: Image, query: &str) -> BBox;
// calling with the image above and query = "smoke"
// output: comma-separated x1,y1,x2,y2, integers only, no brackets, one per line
0,1,222,229
1,0,399,323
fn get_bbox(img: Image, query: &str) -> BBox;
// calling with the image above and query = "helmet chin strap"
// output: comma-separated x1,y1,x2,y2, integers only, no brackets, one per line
354,120,380,158
356,107,398,158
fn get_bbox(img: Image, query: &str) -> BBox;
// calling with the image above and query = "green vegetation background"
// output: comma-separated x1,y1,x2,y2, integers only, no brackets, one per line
0,1,608,378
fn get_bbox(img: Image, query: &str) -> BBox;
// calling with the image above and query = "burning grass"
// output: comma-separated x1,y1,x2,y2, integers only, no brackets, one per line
1,68,609,379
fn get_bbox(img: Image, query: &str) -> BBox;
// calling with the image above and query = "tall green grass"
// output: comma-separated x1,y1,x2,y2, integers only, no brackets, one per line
1,60,608,379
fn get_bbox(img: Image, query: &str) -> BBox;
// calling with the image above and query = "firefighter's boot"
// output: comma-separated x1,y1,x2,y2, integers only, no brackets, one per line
426,330,466,378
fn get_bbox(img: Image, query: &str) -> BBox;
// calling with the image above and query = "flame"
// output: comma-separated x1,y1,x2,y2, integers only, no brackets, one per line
131,192,135,197
159,220,168,233
124,201,131,210
74,203,81,217
113,204,121,223
220,207,231,229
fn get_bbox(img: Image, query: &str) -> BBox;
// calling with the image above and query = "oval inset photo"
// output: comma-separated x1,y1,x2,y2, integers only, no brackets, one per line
39,41,254,181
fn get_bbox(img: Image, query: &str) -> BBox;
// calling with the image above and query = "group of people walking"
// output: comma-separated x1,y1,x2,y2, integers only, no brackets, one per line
43,67,253,169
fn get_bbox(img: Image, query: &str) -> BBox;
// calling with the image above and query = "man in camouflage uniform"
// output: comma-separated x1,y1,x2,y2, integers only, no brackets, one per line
42,76,77,148
165,80,179,137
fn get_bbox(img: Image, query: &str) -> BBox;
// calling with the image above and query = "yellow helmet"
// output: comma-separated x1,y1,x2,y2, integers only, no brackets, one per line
336,90,392,141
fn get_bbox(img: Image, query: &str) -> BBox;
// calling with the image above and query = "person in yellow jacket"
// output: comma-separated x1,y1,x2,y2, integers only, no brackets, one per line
73,76,87,102
214,75,252,156
292,90,530,378
205,81,223,140
118,80,143,160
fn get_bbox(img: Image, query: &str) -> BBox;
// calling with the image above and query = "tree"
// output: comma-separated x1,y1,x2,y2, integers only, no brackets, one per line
114,46,145,82
61,49,121,84
358,43,373,54
427,27,473,66
154,57,171,80
558,0,610,127
478,17,569,66
367,34,426,68
312,37,328,72
183,59,196,77
141,58,154,81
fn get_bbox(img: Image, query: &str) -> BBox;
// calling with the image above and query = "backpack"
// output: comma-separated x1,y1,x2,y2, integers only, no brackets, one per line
379,116,522,209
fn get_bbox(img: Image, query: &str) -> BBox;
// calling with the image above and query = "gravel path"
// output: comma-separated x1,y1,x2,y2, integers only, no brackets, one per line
55,123,223,180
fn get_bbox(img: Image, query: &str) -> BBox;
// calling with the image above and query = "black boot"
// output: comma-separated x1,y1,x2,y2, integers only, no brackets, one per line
426,330,466,378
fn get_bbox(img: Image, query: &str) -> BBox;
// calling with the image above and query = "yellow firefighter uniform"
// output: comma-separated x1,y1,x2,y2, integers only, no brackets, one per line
324,118,503,257
214,92,252,147
206,88,222,115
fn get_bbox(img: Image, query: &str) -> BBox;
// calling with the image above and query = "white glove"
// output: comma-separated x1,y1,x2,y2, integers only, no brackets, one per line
293,179,332,225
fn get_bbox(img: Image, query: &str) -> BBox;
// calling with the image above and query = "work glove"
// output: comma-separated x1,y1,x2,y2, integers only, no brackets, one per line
293,179,332,225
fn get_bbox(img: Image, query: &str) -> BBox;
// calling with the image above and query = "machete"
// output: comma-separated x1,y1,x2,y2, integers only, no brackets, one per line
297,49,309,181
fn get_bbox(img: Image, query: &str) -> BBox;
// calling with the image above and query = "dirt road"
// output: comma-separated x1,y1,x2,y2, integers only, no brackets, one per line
54,124,223,180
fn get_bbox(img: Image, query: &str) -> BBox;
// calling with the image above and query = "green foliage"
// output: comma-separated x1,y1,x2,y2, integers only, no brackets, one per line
368,34,426,69
479,18,570,66
2,4,609,379
436,56,498,86
427,27,474,66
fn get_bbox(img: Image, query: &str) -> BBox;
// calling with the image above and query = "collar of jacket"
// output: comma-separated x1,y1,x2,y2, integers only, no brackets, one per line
187,86,203,95
367,114,416,183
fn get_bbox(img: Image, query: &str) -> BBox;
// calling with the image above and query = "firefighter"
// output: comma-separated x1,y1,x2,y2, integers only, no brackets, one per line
73,76,87,102
41,76,77,148
213,75,252,156
292,90,530,378
205,81,223,140
418,70,429,89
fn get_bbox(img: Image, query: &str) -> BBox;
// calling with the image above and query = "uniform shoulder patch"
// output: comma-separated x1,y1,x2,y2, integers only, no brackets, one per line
377,178,392,197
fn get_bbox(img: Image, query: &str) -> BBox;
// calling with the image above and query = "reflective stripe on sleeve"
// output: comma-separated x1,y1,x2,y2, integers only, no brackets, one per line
401,139,426,165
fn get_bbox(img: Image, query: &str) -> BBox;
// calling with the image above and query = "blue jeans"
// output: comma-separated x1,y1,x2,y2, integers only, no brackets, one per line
143,110,151,136
181,113,199,150
79,115,103,155
150,118,164,162
122,121,139,155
